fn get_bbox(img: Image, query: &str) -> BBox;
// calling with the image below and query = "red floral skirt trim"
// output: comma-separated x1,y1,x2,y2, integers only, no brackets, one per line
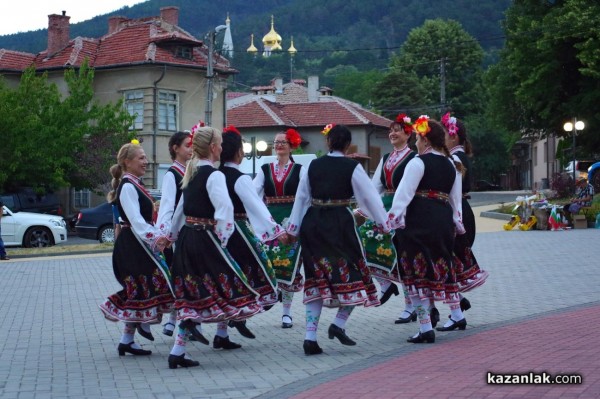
99,293,174,323
278,271,304,292
174,294,263,323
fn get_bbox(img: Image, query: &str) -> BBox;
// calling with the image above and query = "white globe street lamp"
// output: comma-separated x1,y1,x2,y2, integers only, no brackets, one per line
563,118,585,182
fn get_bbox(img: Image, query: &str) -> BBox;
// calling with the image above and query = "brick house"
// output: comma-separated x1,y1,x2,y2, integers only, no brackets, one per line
0,7,236,210
227,76,394,174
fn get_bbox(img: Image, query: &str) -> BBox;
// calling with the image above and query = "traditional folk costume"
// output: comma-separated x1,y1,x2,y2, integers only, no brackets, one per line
388,149,465,341
221,162,282,309
365,146,419,321
254,160,305,328
287,152,389,350
449,148,488,294
156,160,186,336
99,173,173,355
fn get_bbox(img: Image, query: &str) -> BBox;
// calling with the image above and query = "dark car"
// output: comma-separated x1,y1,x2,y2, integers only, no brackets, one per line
75,202,115,243
475,180,502,191
0,188,62,215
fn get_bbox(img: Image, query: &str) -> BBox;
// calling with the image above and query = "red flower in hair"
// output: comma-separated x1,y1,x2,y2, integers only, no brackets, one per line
395,113,413,135
187,120,205,147
285,128,302,149
223,125,241,135
321,123,336,135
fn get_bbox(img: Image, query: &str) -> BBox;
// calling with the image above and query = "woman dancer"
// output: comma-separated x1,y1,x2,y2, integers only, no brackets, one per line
253,128,305,329
219,126,287,338
167,126,263,368
436,114,489,331
367,114,418,324
388,116,466,343
156,129,204,340
99,141,173,356
286,124,389,355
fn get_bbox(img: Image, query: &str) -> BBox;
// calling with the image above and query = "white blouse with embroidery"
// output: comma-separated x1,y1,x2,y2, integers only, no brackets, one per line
169,160,234,247
285,152,389,235
156,160,186,234
253,159,308,198
224,162,286,242
119,173,165,250
371,145,412,195
387,150,465,234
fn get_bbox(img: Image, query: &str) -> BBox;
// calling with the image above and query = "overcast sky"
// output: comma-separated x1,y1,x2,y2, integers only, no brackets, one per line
0,1,147,36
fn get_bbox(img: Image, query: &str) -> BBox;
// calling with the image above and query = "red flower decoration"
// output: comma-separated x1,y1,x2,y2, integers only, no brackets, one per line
285,128,302,149
321,123,336,135
223,125,241,135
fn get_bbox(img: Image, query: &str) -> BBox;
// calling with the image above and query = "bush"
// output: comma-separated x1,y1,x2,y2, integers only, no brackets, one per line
550,173,574,199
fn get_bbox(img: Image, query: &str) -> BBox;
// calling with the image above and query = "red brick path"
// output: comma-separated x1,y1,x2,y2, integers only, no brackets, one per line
291,305,600,399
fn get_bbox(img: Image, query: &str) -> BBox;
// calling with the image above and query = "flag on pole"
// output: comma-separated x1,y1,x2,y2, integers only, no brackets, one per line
548,206,563,231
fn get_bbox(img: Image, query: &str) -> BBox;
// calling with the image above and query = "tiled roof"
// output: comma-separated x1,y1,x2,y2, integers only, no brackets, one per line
1,17,236,74
0,49,36,70
227,86,392,129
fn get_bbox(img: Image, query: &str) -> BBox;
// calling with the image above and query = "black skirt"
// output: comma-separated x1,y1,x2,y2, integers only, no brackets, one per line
300,206,379,308
170,225,263,322
99,227,173,323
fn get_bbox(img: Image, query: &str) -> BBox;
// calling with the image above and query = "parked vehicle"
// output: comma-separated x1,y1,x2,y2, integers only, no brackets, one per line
1,205,68,247
564,160,597,180
588,162,600,192
75,202,115,243
475,180,502,191
0,188,63,216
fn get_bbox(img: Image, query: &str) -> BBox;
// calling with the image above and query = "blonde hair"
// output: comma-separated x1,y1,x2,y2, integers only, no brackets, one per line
181,127,222,189
106,143,142,202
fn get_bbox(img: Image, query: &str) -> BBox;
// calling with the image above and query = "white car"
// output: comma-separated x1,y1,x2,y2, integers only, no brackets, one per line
1,206,68,247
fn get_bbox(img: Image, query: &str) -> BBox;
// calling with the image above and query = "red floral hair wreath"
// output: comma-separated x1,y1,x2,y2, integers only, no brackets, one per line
285,128,302,149
223,125,241,135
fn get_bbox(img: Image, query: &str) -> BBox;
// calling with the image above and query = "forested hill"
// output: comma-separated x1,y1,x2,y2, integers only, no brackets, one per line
0,0,510,85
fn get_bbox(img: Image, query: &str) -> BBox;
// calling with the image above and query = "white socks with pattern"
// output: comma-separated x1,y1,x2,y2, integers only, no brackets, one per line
305,299,323,341
333,306,354,329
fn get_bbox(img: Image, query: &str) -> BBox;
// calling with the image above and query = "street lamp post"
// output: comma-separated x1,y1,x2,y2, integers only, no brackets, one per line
205,25,227,126
563,118,585,182
243,137,268,177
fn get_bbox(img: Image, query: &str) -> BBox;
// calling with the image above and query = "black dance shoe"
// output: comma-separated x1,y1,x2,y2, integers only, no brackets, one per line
378,284,399,306
213,335,242,350
394,310,417,324
430,307,440,329
282,315,293,329
168,353,200,369
407,330,435,344
303,340,323,355
162,322,175,337
436,317,467,332
460,297,472,312
136,323,154,341
118,342,152,356
328,324,357,346
180,319,209,345
228,320,256,339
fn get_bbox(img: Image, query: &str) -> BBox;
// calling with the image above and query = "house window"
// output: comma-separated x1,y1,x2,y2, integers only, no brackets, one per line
533,146,538,166
175,46,193,59
158,91,178,131
124,91,144,130
73,189,91,208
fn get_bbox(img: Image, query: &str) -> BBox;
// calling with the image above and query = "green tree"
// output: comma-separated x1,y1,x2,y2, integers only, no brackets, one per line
375,19,486,119
486,0,600,155
0,60,133,192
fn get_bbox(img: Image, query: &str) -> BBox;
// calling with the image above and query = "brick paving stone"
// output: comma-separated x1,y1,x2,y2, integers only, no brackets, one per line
0,224,598,398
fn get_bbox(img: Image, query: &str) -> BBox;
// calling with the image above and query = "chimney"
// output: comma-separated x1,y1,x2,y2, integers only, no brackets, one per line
108,16,128,34
160,6,180,26
47,11,70,56
274,78,283,94
307,76,319,102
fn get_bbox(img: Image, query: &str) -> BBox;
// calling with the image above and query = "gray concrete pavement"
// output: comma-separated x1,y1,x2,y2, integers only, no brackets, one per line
0,222,598,398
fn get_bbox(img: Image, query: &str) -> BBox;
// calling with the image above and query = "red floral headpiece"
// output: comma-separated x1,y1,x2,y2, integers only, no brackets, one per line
187,120,205,147
414,115,431,136
223,125,241,136
441,112,458,136
285,128,302,149
395,113,414,135
321,123,336,136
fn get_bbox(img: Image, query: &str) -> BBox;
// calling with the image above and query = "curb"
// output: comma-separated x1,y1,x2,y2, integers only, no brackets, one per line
480,211,512,220
6,249,112,259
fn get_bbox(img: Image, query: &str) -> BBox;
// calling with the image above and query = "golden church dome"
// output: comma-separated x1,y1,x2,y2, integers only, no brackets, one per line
247,33,258,53
262,15,282,49
288,36,297,55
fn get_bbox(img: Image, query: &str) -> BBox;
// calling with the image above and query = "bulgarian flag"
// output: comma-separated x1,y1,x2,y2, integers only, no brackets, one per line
548,206,563,231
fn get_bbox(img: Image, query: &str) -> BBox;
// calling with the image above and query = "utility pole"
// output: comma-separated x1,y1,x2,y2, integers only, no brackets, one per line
205,25,227,126
440,57,447,114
